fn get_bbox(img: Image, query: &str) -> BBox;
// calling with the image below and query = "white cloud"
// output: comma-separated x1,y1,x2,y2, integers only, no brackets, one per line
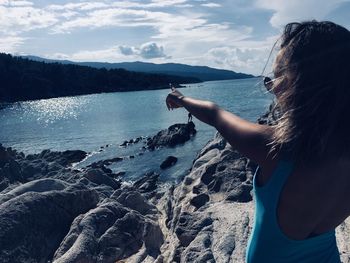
47,0,189,12
201,3,221,8
0,0,33,6
171,35,280,75
0,35,25,53
139,42,169,59
0,5,57,34
204,46,269,74
47,2,108,11
50,6,252,48
255,0,349,28
64,47,125,62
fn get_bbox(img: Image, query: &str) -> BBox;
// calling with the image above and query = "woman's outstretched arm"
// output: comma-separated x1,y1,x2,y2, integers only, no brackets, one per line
166,88,274,166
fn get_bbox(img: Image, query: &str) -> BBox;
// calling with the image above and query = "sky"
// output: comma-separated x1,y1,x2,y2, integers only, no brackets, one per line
0,0,349,75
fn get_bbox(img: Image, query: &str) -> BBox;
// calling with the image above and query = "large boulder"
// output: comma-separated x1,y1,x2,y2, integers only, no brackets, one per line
147,122,196,150
0,184,98,263
53,198,163,263
156,132,257,262
0,146,87,190
0,178,68,204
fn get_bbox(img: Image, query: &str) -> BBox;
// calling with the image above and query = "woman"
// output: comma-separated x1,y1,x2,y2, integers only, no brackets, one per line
165,21,350,262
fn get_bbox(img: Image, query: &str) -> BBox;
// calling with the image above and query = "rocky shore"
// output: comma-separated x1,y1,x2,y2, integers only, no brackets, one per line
1,113,350,263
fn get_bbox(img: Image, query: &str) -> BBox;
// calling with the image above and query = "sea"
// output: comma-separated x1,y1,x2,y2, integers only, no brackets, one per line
0,78,273,183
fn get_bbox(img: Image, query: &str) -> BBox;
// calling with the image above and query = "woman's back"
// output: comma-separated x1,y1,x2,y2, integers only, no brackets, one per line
246,153,345,262
259,155,350,241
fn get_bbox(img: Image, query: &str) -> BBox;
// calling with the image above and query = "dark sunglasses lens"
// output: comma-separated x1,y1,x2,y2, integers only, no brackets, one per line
264,77,272,86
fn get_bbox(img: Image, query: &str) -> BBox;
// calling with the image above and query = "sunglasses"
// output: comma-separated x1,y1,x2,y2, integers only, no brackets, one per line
263,76,284,92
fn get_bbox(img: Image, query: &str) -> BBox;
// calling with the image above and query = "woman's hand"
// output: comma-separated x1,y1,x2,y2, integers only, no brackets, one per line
166,88,185,110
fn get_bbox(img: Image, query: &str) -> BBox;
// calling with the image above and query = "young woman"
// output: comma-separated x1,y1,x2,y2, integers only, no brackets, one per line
165,21,350,262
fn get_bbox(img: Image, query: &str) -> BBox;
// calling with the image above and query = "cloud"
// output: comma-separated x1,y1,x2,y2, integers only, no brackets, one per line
0,0,33,6
50,42,169,62
119,45,135,56
47,0,189,12
148,0,188,7
255,0,349,28
50,6,252,47
0,5,57,34
61,47,124,62
201,3,221,8
119,42,169,59
171,35,280,75
47,2,109,11
139,42,168,58
0,35,26,53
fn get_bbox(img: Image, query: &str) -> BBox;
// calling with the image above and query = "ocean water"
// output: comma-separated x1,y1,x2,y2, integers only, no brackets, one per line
0,78,273,183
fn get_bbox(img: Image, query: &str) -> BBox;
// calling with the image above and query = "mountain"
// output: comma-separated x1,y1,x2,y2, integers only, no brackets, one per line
22,56,254,81
0,53,199,102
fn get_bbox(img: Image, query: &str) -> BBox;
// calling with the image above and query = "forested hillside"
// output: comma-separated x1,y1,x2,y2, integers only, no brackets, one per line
0,53,200,102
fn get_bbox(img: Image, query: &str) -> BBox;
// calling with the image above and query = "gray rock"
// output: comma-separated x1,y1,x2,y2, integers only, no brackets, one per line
190,193,210,209
0,185,98,263
226,183,253,203
84,169,121,190
175,212,213,247
112,189,157,215
133,172,159,194
182,229,214,263
147,122,196,150
53,200,163,263
0,178,68,204
160,156,178,169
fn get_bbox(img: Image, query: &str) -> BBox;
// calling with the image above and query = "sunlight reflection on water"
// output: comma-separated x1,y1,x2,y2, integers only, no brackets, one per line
21,96,90,125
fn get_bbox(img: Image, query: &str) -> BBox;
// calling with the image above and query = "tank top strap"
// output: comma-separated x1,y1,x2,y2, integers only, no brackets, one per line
268,158,294,200
255,150,295,207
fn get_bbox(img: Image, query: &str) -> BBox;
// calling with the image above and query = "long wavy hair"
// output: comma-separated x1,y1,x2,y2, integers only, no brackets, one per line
270,21,350,165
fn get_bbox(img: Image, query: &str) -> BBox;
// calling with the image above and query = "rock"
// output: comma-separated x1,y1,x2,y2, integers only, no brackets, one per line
113,171,126,177
53,200,163,263
84,169,121,190
112,189,158,215
192,183,205,194
183,176,193,185
88,157,123,170
175,212,213,247
190,193,210,209
160,156,178,169
146,122,196,150
0,178,68,204
133,172,159,194
157,132,257,262
120,140,128,147
0,185,98,263
226,183,253,203
182,229,214,263
257,101,281,126
34,150,87,166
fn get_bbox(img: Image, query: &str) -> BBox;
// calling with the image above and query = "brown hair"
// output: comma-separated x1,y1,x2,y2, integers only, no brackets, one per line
270,21,350,165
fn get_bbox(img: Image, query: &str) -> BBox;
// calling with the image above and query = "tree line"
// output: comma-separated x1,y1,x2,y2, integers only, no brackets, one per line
0,53,200,102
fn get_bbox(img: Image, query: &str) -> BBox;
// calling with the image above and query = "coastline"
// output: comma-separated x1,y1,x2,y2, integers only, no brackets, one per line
1,108,349,262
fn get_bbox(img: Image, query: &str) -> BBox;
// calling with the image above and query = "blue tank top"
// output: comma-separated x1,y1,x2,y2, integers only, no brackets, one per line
246,156,341,263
